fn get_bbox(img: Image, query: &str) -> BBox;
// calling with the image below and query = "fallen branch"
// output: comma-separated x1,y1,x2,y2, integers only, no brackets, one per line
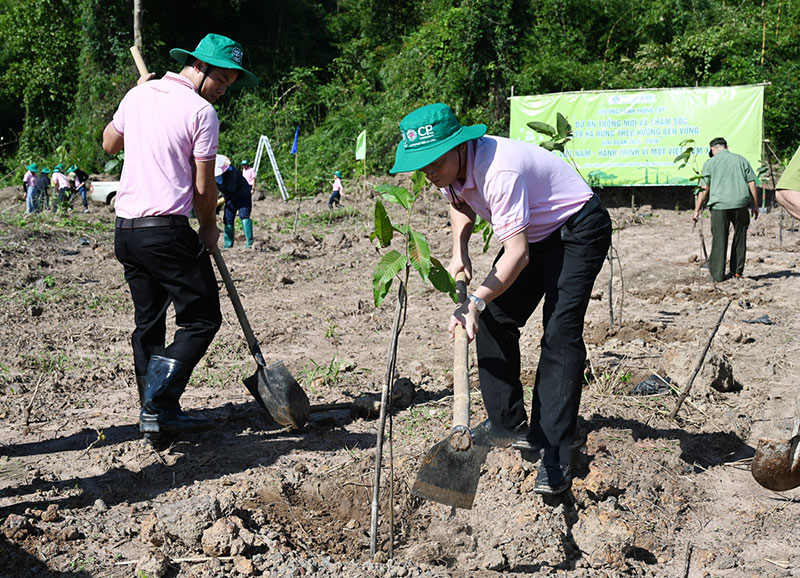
115,556,236,566
670,299,732,419
22,373,45,426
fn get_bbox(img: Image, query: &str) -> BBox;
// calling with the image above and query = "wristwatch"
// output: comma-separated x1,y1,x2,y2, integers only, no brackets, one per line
467,294,485,313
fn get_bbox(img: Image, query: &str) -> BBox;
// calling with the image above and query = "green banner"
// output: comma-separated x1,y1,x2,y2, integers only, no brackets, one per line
510,85,764,186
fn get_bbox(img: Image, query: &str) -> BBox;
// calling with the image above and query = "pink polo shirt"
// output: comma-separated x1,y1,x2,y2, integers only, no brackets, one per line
110,72,219,218
242,166,255,187
23,171,38,188
442,136,593,243
52,171,70,190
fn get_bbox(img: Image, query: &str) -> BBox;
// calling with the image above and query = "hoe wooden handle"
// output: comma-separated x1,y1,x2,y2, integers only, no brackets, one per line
129,46,149,77
452,272,470,429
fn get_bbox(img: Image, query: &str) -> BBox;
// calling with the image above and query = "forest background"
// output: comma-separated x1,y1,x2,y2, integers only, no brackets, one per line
0,0,799,194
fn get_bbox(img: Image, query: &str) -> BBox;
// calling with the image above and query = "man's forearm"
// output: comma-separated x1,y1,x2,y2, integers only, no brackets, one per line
449,204,476,255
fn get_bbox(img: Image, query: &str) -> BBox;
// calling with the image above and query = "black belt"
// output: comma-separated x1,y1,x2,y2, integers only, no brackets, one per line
565,193,601,230
116,215,189,229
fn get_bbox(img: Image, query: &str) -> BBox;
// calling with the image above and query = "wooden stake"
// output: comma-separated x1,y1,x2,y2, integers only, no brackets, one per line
670,300,732,419
370,282,405,559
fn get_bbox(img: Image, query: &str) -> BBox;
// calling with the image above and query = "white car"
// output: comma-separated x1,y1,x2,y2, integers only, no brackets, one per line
89,180,120,211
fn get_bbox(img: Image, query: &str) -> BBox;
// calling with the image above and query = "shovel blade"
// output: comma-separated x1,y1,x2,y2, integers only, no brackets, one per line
412,427,488,509
244,361,310,430
751,436,800,492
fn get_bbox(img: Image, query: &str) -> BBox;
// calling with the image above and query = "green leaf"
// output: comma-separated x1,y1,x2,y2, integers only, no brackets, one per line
428,257,457,303
373,250,407,307
540,140,556,152
527,121,556,137
374,184,411,209
411,170,428,199
373,199,393,248
556,113,571,138
408,229,431,281
673,151,691,164
104,159,119,173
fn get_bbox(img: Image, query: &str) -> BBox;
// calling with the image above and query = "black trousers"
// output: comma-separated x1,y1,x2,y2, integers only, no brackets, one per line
114,220,222,378
476,194,611,452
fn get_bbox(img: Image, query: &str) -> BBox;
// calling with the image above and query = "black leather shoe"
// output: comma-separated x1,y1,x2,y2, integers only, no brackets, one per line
533,462,572,495
534,446,572,495
511,437,542,453
472,419,529,449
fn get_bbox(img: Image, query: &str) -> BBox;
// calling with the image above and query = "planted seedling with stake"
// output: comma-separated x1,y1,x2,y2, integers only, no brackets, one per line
367,170,456,560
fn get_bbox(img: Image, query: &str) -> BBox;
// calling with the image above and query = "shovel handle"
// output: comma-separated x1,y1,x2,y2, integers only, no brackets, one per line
453,272,470,429
212,248,266,367
129,46,149,77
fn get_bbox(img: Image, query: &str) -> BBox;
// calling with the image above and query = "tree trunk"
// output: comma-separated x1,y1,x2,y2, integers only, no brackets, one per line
133,0,143,50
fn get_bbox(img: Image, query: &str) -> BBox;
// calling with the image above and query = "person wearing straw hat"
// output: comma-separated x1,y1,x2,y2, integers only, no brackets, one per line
23,163,39,214
390,103,611,495
102,33,258,447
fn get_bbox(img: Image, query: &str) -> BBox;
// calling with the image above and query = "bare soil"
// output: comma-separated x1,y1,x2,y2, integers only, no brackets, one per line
1,183,799,577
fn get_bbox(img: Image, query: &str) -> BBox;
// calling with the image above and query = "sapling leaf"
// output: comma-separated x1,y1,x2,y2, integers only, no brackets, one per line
556,113,571,139
527,121,556,137
541,141,556,152
473,216,494,254
373,250,407,307
372,199,393,247
408,229,431,281
411,170,428,198
375,184,411,209
429,257,457,303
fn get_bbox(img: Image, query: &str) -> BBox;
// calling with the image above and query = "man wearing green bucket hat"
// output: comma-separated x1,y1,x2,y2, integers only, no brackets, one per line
102,33,258,447
329,171,343,209
391,103,611,495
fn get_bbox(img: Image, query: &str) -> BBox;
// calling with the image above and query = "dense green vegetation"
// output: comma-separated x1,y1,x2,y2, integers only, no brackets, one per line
1,0,798,193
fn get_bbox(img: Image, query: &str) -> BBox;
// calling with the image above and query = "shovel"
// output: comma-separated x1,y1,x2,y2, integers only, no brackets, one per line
212,248,310,430
751,394,800,491
412,272,488,509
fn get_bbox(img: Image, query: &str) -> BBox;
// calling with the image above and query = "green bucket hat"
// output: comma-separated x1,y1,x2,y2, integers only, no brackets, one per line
26,163,38,172
67,164,77,173
334,171,342,177
54,163,64,173
170,33,259,89
240,159,249,165
40,167,51,174
390,103,486,174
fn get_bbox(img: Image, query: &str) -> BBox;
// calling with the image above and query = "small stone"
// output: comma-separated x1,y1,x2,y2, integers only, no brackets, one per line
92,499,108,512
41,504,60,522
135,548,169,578
233,555,255,575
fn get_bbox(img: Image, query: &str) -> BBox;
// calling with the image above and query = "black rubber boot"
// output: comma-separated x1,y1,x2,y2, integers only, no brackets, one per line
139,356,211,434
136,375,147,407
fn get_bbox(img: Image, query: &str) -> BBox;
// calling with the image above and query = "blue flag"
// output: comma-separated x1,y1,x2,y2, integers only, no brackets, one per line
290,126,299,155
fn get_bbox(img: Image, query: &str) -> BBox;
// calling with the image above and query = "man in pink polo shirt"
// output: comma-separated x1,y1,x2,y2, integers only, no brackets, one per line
391,103,611,495
102,34,258,447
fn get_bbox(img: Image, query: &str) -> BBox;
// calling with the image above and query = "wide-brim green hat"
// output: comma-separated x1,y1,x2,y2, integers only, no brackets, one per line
334,171,342,177
390,103,486,174
67,164,77,173
170,33,258,89
26,163,38,172
40,167,51,174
